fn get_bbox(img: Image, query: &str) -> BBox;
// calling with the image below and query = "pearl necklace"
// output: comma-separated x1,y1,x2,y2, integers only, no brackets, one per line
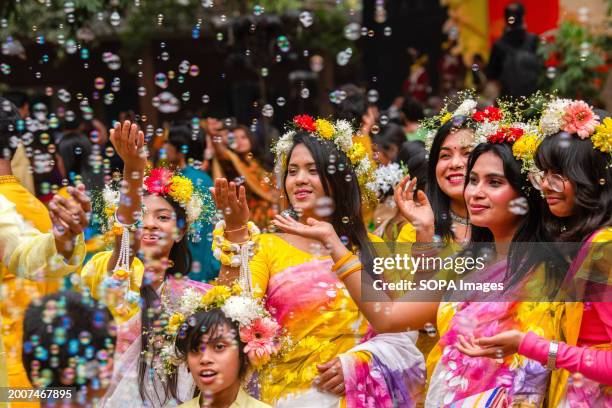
450,210,470,226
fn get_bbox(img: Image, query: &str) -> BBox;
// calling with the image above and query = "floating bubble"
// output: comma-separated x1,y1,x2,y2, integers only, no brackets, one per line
253,4,264,16
201,94,210,104
189,65,200,77
178,60,190,74
110,11,121,26
277,35,290,52
367,89,379,103
276,97,286,107
300,88,310,99
546,66,557,79
383,26,392,36
155,73,168,88
261,104,274,117
181,91,190,102
0,63,10,75
299,11,313,27
261,67,269,77
342,216,350,224
310,55,324,72
65,39,77,54
314,196,335,217
424,322,437,337
336,50,351,66
508,197,529,215
344,23,361,41
138,86,146,96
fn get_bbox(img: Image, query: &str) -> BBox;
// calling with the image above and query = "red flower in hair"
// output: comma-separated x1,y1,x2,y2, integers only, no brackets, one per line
472,106,503,122
293,114,316,132
487,127,524,144
144,167,173,195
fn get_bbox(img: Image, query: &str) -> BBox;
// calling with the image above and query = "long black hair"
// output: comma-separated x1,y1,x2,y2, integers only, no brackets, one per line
535,130,612,242
465,143,567,294
138,195,192,405
282,131,374,273
426,117,475,242
175,308,249,398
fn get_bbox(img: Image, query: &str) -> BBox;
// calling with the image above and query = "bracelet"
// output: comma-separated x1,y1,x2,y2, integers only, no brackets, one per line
335,256,360,277
338,263,362,281
114,209,141,230
332,252,354,272
546,340,559,370
225,225,249,234
212,220,261,267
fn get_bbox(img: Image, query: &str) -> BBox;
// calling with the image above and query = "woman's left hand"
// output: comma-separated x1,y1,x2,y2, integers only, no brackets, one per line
456,330,525,359
272,214,338,247
315,357,345,396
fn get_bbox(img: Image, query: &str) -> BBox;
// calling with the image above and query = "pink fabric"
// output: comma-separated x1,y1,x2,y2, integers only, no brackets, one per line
519,314,612,386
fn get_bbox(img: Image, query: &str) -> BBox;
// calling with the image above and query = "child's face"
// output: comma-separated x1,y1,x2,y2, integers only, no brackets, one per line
187,323,241,397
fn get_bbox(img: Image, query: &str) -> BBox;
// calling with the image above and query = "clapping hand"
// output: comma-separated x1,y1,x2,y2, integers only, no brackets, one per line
49,184,92,258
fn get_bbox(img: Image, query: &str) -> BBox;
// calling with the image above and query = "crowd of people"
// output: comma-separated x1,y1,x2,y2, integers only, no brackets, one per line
0,4,609,406
0,78,610,408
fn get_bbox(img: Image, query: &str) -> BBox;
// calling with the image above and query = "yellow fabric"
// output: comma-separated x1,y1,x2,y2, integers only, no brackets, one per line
10,144,35,195
79,251,144,324
177,388,271,408
548,227,612,408
0,181,59,408
441,0,490,65
0,194,85,408
250,233,382,403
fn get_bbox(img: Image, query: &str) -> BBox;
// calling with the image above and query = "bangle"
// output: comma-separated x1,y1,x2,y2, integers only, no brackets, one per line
335,257,360,277
338,263,362,281
212,220,261,267
114,209,141,230
547,340,559,370
332,252,354,272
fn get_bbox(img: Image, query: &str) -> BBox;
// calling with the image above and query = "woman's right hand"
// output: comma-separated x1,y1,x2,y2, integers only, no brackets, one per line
394,176,435,241
109,120,146,170
210,178,250,230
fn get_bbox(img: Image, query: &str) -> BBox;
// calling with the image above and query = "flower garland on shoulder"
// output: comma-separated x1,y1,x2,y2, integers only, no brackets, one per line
273,115,377,204
155,283,288,377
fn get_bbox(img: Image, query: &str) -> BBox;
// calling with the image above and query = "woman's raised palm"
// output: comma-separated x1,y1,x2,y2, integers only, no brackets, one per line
210,178,250,229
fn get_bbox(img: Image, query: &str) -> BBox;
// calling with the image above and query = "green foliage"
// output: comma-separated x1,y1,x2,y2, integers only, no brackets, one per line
538,20,607,103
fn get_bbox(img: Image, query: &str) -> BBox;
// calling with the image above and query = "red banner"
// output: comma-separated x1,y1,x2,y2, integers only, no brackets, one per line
488,0,559,43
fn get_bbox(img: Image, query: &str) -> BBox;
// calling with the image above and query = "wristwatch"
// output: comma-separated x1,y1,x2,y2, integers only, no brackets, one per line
547,340,559,370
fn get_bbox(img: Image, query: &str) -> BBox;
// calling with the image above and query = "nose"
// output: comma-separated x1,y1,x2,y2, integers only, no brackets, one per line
449,152,465,170
142,211,158,230
198,344,214,365
294,168,309,184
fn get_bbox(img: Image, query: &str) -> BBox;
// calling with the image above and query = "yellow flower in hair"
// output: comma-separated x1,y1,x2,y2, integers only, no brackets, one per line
315,119,335,139
440,112,452,125
512,134,541,162
167,312,185,335
347,142,366,163
592,117,612,153
200,285,231,308
169,175,194,205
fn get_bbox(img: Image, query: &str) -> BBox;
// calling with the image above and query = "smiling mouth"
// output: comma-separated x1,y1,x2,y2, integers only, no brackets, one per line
446,175,464,184
199,370,218,384
295,190,312,199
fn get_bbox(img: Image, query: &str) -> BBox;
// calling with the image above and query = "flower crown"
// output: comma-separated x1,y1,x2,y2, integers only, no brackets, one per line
421,90,480,152
155,284,286,376
94,167,214,238
538,97,609,153
273,115,377,204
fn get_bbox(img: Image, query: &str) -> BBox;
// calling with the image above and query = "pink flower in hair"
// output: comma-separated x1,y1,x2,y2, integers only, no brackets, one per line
240,317,280,367
561,101,600,139
144,168,173,195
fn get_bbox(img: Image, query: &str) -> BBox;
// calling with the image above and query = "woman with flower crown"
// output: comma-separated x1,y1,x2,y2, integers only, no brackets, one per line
336,101,570,407
457,101,612,407
79,120,213,407
211,114,426,407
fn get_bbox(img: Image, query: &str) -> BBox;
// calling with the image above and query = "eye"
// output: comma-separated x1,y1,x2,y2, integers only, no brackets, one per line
214,342,226,351
468,175,478,184
288,168,297,176
158,214,171,221
439,153,450,159
309,168,318,175
489,179,502,187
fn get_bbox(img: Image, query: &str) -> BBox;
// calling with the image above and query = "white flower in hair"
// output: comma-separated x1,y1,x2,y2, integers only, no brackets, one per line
179,287,203,315
272,131,295,158
370,163,407,196
221,296,261,326
186,196,202,224
355,156,372,177
540,98,571,136
334,119,354,151
454,99,478,117
103,185,120,208
475,120,500,144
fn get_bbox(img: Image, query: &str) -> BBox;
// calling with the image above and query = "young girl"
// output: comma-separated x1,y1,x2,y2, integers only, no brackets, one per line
458,102,612,406
80,120,212,407
212,115,425,407
170,286,278,408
